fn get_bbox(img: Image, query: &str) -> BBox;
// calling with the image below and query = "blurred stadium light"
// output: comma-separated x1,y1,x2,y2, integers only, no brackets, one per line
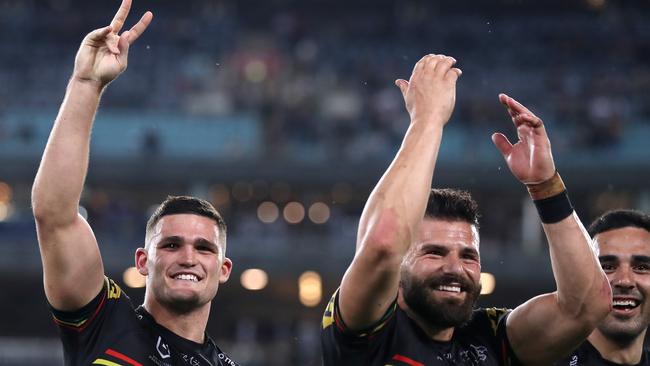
1,0,650,364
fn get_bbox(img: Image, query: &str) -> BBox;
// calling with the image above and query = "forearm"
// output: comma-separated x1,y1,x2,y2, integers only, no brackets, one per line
544,213,611,317
357,119,444,254
32,79,103,225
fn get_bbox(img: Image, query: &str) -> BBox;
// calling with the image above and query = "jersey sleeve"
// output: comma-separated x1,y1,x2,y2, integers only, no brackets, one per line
481,307,523,366
321,288,397,365
49,277,131,365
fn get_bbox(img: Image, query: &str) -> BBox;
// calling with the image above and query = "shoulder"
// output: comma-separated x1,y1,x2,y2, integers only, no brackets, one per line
322,288,397,338
51,277,133,332
467,307,512,334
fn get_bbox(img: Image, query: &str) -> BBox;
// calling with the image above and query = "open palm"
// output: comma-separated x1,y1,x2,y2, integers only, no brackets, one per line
492,94,555,185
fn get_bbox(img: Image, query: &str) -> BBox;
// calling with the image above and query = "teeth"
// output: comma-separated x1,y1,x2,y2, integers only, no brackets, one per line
175,274,198,282
437,285,461,293
613,300,638,307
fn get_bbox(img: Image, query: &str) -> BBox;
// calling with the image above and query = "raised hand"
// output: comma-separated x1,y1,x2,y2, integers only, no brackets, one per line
492,93,555,185
395,54,462,126
72,0,153,88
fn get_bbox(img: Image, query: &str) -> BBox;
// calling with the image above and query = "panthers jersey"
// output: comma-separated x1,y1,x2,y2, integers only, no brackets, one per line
321,290,521,366
555,340,649,366
51,277,239,366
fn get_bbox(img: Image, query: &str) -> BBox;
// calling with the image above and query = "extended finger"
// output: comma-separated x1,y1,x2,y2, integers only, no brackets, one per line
498,94,521,122
109,0,132,34
491,132,514,158
126,11,153,44
514,113,544,129
499,93,535,117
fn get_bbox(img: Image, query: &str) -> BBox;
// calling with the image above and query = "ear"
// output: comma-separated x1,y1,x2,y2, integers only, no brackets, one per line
135,247,149,276
219,257,233,284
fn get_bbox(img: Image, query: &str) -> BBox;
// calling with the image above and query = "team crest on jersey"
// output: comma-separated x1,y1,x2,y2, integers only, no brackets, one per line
156,336,171,359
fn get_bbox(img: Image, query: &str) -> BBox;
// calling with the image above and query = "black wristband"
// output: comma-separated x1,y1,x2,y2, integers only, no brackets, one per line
533,190,574,224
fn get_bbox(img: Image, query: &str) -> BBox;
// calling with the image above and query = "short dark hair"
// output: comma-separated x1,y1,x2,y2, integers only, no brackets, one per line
146,196,227,249
588,209,650,237
425,188,480,227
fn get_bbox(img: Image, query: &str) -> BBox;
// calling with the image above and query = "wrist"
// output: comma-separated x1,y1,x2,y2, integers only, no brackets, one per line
526,171,565,200
409,115,447,130
69,75,106,94
527,172,574,224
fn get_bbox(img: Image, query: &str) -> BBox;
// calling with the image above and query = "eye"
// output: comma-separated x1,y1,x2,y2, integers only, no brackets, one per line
601,263,615,272
197,245,216,253
634,264,650,272
425,249,444,257
162,242,179,249
462,253,479,262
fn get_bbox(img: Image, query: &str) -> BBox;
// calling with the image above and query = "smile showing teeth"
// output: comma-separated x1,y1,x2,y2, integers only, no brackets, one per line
174,274,198,282
437,285,461,293
613,299,639,309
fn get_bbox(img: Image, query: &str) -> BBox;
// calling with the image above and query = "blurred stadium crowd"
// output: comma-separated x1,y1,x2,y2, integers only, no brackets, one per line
0,0,649,364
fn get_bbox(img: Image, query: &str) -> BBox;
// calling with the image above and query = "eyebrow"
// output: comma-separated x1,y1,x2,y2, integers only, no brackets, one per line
598,255,650,263
419,243,479,257
159,236,219,251
632,255,650,263
599,255,618,263
419,243,448,253
195,238,220,251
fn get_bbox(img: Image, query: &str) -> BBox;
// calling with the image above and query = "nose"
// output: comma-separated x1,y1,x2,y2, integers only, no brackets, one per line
178,245,197,266
611,265,635,290
441,253,464,276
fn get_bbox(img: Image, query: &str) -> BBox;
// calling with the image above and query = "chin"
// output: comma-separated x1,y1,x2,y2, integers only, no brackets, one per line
165,296,204,313
599,320,646,343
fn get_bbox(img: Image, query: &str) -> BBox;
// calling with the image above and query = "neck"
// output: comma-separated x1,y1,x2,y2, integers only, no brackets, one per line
397,291,455,341
143,295,211,344
588,329,646,365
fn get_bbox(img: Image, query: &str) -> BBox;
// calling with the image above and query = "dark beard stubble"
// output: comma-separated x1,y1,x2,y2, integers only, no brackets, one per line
400,270,481,329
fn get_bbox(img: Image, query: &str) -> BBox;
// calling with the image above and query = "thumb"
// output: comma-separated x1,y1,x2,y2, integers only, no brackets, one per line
86,26,113,43
491,132,513,158
395,79,408,99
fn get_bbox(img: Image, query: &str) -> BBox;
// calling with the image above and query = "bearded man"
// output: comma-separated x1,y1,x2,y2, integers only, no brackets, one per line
321,54,612,366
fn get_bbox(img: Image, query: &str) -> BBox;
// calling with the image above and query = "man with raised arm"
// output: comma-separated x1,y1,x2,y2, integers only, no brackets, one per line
31,1,239,365
557,209,650,365
321,54,612,365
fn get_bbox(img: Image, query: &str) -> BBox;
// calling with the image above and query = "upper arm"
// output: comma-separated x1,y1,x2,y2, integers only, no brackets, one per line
339,210,406,332
506,292,594,366
36,213,105,311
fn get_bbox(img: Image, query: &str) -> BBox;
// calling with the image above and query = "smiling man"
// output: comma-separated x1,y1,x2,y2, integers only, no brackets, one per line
321,54,612,365
556,209,650,365
31,1,238,365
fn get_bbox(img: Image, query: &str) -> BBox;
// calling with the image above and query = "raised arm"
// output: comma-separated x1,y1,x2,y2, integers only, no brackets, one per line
338,55,462,331
492,94,611,366
31,0,152,311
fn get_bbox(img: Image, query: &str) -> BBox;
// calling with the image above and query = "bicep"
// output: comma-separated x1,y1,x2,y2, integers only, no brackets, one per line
36,214,105,311
507,293,591,366
338,245,401,332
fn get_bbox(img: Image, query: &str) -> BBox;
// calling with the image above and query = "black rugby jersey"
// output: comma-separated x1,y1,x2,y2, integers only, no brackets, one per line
321,290,521,366
51,277,239,366
555,340,649,366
